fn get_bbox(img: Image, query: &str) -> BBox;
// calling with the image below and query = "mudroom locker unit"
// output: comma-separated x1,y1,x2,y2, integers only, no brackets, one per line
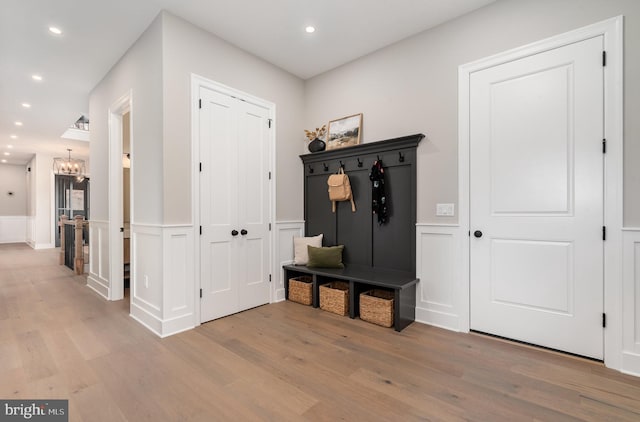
284,134,423,331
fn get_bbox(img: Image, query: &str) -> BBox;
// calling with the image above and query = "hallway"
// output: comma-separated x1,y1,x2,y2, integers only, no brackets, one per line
2,243,640,421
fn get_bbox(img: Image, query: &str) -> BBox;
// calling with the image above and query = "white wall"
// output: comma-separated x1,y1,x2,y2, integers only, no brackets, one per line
89,11,305,336
90,15,164,225
304,0,640,225
25,154,54,249
0,164,27,216
0,163,28,244
161,12,305,223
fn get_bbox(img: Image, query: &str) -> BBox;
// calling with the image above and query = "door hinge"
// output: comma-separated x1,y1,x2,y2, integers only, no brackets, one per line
602,313,606,328
199,162,202,172
269,223,271,231
602,51,606,67
468,230,471,237
602,139,607,154
268,118,272,128
268,171,271,180
199,99,202,109
602,226,606,241
269,274,272,282
200,226,202,235
200,288,203,298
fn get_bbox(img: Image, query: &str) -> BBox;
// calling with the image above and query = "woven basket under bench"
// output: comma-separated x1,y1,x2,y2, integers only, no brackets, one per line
288,276,313,305
359,289,394,327
319,281,349,316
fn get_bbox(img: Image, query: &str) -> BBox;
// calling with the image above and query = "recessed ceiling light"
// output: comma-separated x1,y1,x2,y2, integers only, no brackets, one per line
3,152,10,156
7,145,13,149
1,159,7,164
49,26,62,35
10,135,17,139
305,26,316,33
32,74,43,81
14,121,23,126
21,103,31,108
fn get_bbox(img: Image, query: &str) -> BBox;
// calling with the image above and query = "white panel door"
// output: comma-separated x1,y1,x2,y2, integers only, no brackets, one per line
236,101,271,311
199,87,271,323
470,37,604,359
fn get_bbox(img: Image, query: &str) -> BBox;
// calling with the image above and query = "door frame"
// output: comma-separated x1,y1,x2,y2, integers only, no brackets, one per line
458,17,623,368
108,90,133,301
191,74,276,326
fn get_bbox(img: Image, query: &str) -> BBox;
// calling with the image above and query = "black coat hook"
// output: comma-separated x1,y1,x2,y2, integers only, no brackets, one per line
339,160,344,168
399,152,405,163
357,158,363,167
308,165,314,174
323,163,329,172
376,155,381,161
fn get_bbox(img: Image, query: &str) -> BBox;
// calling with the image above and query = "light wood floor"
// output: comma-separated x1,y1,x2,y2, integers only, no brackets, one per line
2,243,640,421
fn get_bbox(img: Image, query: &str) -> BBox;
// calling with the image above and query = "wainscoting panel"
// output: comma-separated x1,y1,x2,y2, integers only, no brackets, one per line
87,220,109,299
275,221,304,302
416,224,463,331
0,216,27,243
128,224,196,338
162,225,195,336
623,228,640,376
130,225,163,329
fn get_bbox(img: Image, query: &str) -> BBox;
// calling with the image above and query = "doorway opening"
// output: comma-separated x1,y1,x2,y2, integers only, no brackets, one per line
108,91,132,302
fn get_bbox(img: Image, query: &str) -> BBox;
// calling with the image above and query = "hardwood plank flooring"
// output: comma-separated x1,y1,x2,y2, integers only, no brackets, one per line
1,243,640,421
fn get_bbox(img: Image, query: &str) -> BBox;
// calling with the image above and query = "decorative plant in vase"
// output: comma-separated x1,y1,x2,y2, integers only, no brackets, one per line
305,125,327,153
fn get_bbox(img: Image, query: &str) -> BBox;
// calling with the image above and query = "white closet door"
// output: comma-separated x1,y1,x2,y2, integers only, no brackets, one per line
199,86,271,323
237,101,271,311
469,36,604,359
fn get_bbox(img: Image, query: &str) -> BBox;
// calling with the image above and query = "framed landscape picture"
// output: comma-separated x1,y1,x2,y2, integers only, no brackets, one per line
327,113,362,150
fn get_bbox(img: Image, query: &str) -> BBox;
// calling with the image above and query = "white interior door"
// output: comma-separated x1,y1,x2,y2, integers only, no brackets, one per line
236,101,271,311
199,86,271,323
469,36,604,359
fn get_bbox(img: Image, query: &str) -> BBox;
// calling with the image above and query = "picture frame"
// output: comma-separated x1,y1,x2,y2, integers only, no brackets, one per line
326,113,362,150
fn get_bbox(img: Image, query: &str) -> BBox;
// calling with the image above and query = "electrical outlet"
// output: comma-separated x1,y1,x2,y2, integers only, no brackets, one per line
436,203,455,217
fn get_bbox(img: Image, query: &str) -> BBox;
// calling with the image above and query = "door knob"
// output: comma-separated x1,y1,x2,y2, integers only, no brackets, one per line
231,230,239,236
474,230,483,238
240,229,248,235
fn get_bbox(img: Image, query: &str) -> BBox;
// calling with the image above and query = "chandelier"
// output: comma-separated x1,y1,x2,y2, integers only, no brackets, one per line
53,149,86,182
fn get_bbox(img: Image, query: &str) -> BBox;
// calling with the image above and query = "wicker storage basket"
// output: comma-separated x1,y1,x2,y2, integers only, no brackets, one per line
359,289,394,327
288,276,313,305
319,281,349,316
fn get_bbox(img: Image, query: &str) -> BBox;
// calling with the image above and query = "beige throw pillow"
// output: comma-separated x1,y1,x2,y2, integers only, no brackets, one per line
293,234,323,265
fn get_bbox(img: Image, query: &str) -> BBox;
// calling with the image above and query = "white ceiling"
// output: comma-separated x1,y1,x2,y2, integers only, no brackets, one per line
0,0,494,166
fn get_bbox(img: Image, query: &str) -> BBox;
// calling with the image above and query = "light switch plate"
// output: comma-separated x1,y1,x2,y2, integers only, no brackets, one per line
436,203,455,216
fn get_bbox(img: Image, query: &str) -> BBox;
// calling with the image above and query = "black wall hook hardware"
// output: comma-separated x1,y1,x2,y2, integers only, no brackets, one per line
376,155,381,161
399,152,405,162
357,158,363,167
339,160,344,168
323,163,329,172
308,165,314,174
